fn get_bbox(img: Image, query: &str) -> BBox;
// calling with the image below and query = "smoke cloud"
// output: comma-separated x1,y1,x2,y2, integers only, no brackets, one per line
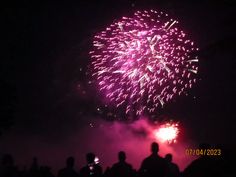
0,118,196,174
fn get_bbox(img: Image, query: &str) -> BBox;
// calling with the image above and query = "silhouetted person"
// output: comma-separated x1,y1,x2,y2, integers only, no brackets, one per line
39,166,54,177
18,166,28,177
80,153,102,177
164,153,180,177
57,157,79,177
109,151,134,177
139,142,168,177
29,157,40,177
103,167,111,177
183,143,221,177
0,154,19,177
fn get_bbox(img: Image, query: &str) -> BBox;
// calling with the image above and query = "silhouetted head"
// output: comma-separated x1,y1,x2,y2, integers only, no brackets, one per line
66,156,75,168
165,153,172,162
30,157,39,170
86,153,95,164
1,154,14,166
118,151,126,162
151,142,159,154
32,157,38,164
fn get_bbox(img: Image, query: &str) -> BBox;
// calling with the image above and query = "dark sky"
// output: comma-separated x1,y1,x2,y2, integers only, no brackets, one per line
1,0,236,149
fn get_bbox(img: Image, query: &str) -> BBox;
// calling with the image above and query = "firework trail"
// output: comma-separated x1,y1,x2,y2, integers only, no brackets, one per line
90,10,198,116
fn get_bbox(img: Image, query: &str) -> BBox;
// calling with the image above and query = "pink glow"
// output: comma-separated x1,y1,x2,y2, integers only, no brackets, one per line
0,118,196,174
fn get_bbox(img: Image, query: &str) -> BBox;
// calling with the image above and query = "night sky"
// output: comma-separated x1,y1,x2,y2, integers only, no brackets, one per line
1,0,236,172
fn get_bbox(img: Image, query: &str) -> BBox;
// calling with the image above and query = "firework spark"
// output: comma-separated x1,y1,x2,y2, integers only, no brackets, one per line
154,122,179,144
90,10,198,116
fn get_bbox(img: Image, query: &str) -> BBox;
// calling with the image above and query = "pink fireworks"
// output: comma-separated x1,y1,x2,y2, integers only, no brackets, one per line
154,122,179,144
90,10,198,115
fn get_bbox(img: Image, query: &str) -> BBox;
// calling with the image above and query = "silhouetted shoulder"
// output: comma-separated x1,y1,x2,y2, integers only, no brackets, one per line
139,143,169,177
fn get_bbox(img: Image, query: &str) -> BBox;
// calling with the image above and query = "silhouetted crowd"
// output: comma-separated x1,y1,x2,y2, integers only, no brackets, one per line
0,142,234,177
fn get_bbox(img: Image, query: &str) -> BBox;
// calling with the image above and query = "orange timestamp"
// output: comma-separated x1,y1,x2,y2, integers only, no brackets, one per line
185,148,221,156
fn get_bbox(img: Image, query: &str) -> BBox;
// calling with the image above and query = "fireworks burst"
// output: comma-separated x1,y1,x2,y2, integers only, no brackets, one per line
90,10,198,116
154,122,179,144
